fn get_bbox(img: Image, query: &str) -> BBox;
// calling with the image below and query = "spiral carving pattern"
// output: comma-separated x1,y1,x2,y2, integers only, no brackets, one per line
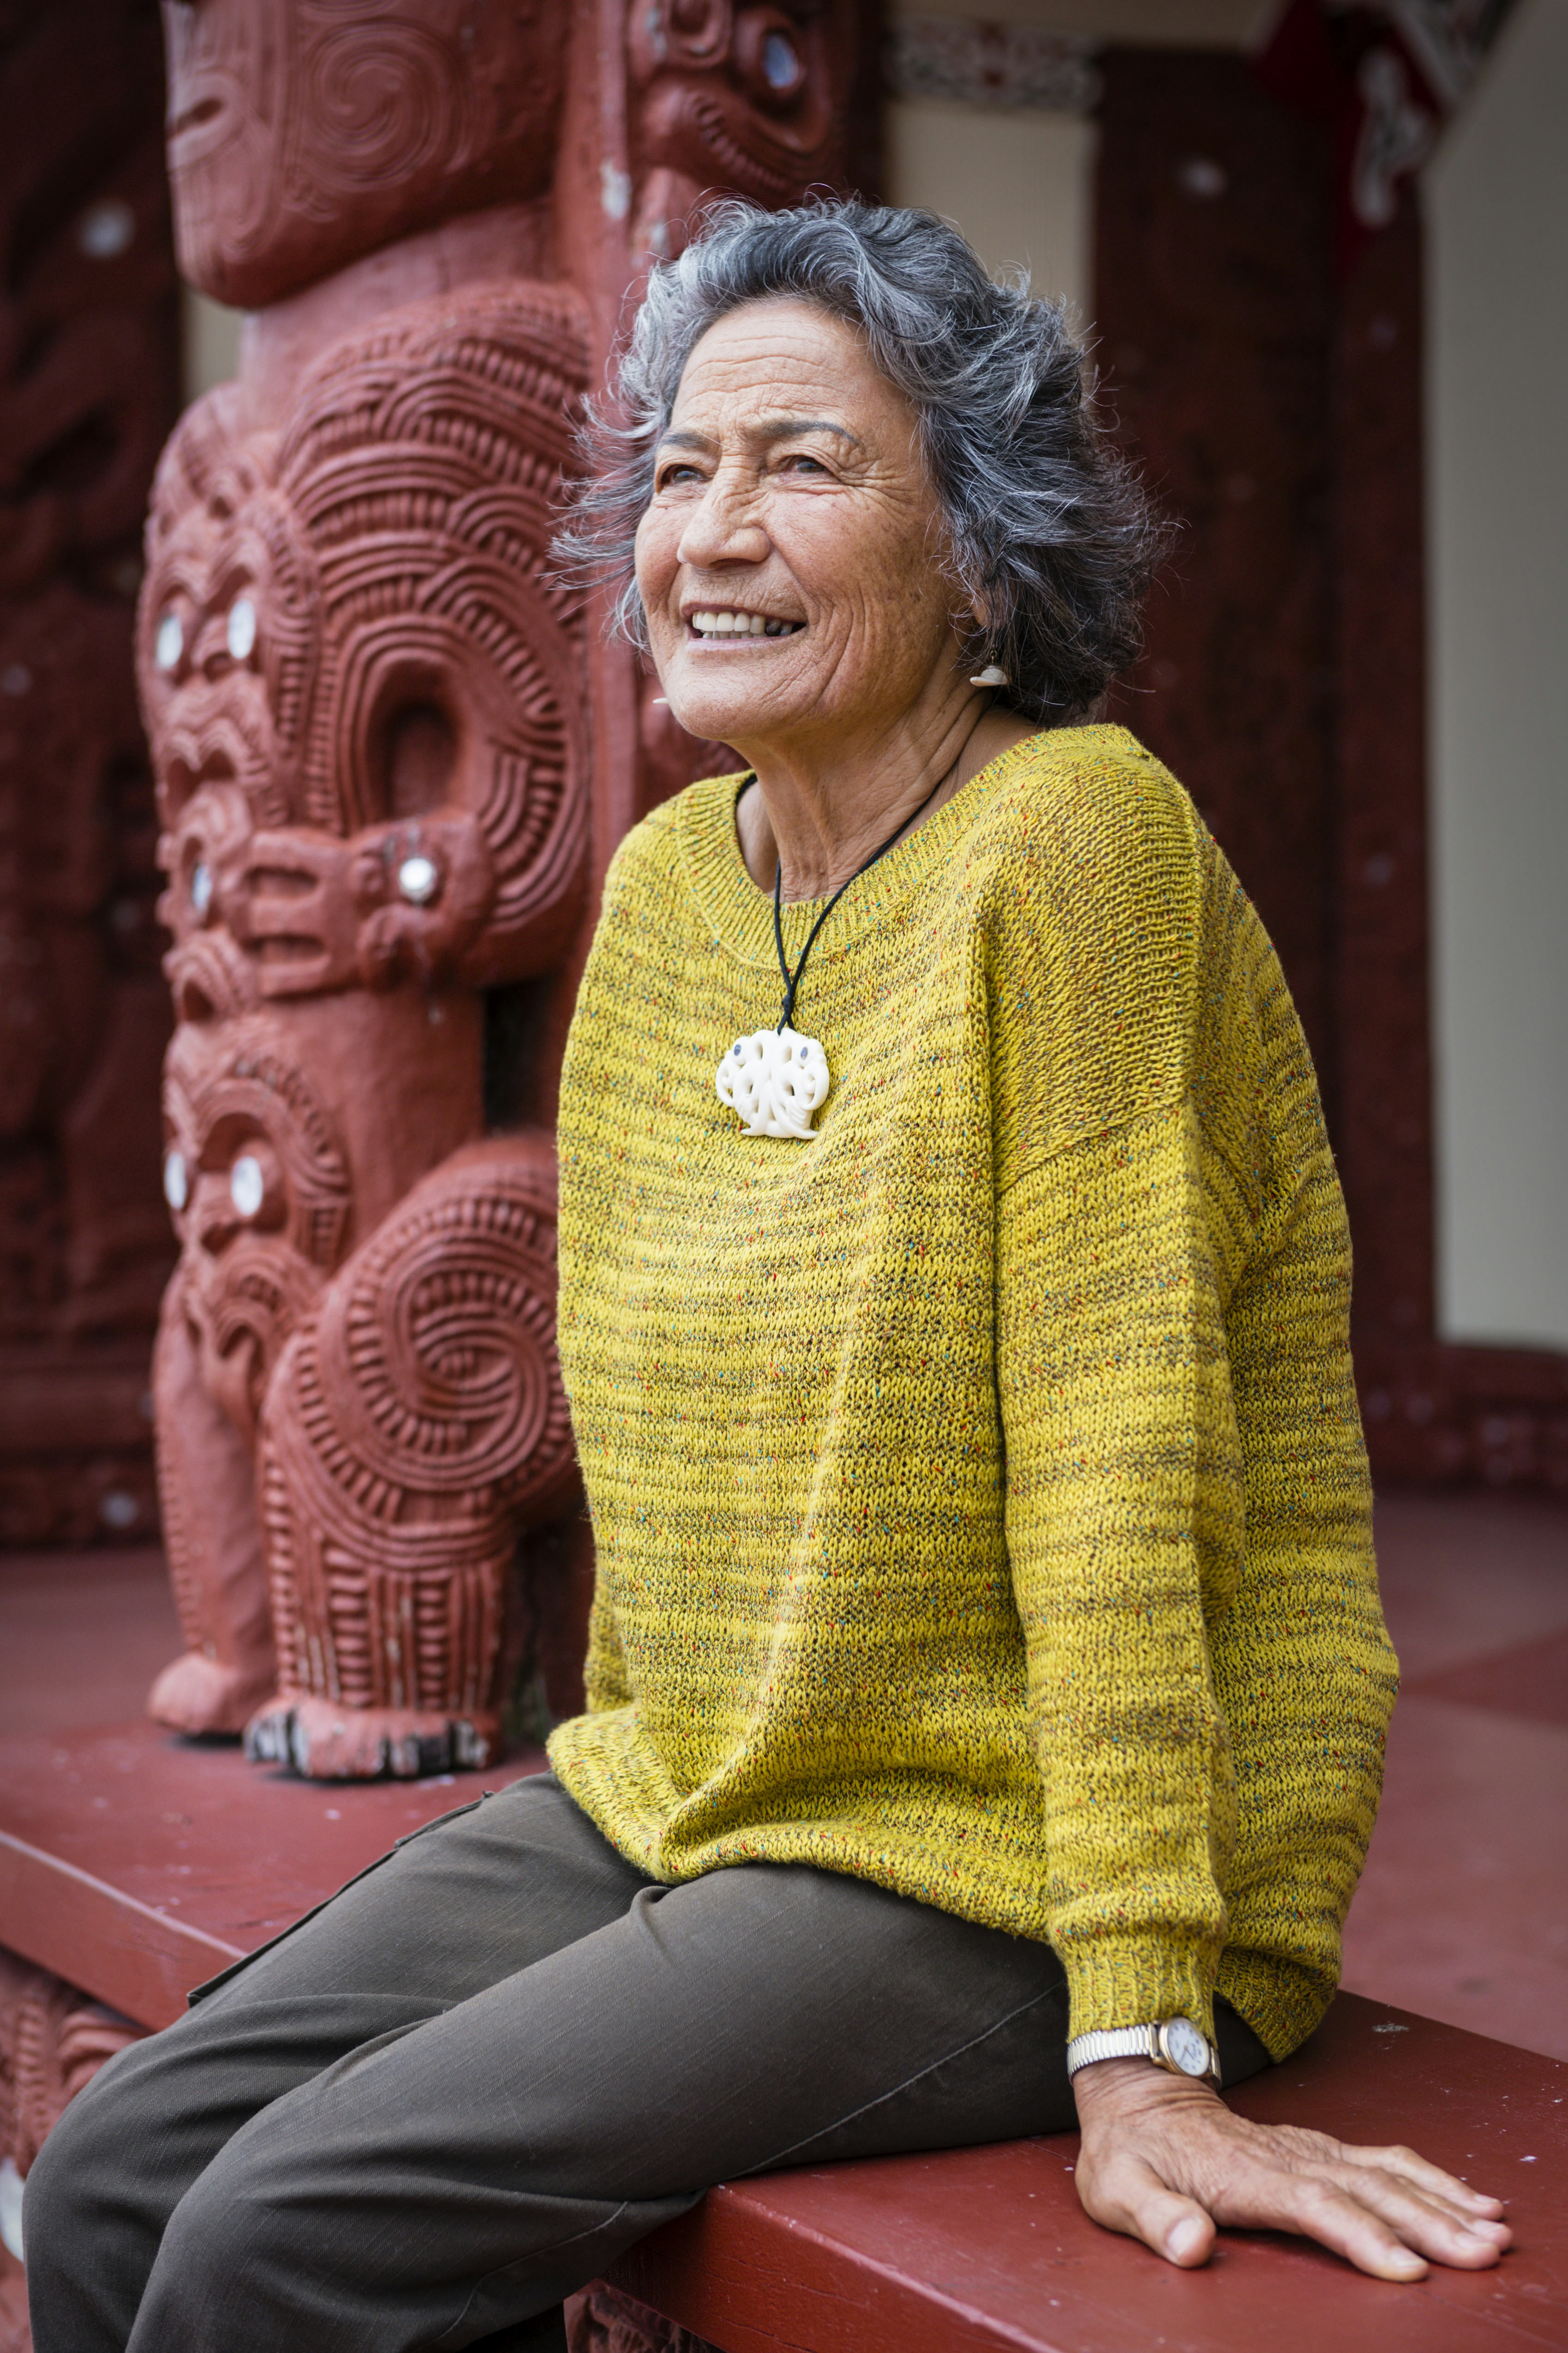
295,23,477,203
626,1,859,261
162,1,565,309
255,1138,575,1729
312,1144,570,1502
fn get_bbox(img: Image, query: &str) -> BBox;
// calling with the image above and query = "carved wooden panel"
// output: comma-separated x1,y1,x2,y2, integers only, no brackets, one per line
0,0,181,1547
1096,45,1568,1491
160,0,567,309
626,0,868,264
1096,48,1337,1088
0,1942,144,2352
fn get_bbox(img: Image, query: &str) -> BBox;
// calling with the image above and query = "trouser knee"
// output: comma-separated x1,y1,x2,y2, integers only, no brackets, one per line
20,2048,133,2266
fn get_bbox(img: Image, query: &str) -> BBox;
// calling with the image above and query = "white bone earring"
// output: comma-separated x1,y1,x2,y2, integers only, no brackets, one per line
969,662,1009,687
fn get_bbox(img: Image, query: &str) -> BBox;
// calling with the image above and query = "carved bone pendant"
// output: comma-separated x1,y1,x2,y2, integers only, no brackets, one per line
716,1024,830,1139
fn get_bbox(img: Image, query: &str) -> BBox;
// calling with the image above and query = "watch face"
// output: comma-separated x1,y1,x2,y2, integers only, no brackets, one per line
1163,2017,1210,2076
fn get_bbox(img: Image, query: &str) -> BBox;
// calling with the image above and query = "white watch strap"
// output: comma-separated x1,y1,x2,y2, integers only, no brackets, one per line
1066,2020,1220,2081
1066,2025,1159,2076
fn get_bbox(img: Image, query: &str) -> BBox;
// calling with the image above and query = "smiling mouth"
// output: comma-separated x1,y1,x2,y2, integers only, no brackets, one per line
687,609,803,639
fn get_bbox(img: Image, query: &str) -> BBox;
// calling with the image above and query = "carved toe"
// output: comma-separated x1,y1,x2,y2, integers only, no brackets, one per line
243,1694,499,1780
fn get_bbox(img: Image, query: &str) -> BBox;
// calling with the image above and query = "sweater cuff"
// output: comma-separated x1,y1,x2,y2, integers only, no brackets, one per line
1058,1932,1221,2048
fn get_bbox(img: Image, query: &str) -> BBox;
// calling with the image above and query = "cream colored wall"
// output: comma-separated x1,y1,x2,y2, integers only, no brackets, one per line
882,0,1269,309
884,99,1096,311
1426,0,1568,1351
183,289,243,402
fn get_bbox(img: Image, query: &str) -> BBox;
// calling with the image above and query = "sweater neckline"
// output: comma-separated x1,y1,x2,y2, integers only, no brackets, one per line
675,723,1137,971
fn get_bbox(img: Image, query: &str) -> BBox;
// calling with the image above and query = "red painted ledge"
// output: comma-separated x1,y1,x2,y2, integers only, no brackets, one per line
609,1997,1568,2353
0,1717,1562,2352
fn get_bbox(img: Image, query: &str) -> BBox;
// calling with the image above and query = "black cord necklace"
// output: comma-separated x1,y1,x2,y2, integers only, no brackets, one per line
715,767,951,1140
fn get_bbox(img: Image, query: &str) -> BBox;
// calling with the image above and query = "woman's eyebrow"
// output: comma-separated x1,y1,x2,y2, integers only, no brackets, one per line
754,416,863,446
655,418,863,453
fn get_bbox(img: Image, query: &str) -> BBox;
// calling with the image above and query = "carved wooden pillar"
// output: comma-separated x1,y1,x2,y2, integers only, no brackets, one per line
0,2,180,1548
566,2284,720,2353
1094,48,1338,1094
1096,45,1568,1489
143,1,877,1777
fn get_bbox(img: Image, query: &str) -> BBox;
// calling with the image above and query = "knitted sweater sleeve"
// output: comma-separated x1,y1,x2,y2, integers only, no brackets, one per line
998,1103,1244,2045
1202,855,1396,2059
992,758,1392,2052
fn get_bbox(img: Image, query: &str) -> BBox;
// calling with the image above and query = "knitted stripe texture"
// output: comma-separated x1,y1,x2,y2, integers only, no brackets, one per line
547,726,1397,2059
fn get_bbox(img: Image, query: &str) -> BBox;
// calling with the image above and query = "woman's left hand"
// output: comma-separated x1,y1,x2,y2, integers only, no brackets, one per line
1070,2058,1512,2279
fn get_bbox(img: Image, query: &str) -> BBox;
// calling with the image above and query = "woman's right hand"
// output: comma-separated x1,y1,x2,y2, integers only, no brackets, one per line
1071,2057,1512,2279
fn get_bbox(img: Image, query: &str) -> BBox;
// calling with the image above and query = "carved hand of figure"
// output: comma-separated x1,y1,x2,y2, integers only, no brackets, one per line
238,827,363,997
237,817,495,995
1071,2059,1512,2281
348,814,497,990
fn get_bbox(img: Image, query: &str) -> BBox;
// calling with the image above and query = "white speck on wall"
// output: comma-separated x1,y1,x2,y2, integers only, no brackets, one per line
1427,0,1568,1352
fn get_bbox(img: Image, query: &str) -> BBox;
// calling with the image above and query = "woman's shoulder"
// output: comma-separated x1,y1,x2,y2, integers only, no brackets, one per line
953,726,1226,1169
962,723,1201,895
955,723,1210,1003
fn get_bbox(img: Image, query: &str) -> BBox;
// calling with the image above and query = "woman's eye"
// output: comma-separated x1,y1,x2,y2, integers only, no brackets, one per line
657,462,704,490
779,454,828,476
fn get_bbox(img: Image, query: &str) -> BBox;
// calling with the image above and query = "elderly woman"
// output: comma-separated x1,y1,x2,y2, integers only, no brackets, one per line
26,201,1508,2353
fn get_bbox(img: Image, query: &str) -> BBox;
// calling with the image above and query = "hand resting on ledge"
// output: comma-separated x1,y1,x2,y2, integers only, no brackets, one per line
1073,2058,1512,2279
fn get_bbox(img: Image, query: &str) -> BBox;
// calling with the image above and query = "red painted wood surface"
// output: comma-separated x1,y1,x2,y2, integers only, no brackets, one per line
612,1998,1567,2352
0,1718,544,2027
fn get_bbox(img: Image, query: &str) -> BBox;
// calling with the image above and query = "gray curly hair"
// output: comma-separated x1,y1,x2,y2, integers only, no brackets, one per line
555,197,1167,724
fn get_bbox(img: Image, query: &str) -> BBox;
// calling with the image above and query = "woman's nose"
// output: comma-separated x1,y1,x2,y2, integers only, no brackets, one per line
675,480,770,571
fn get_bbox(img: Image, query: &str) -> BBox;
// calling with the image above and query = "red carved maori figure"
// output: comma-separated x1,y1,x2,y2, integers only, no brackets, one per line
623,0,872,812
626,0,863,263
161,0,566,311
140,275,588,1772
140,0,872,1778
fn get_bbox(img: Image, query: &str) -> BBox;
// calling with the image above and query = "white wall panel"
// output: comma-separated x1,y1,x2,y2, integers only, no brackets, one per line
1427,0,1568,1349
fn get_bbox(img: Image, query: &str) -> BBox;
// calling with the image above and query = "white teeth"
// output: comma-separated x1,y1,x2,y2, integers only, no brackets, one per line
690,610,800,638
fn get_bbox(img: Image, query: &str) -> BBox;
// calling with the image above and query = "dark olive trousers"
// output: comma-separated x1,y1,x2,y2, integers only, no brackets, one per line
24,1771,1266,2353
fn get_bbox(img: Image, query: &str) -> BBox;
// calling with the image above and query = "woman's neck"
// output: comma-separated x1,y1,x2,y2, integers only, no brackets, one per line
733,701,1039,899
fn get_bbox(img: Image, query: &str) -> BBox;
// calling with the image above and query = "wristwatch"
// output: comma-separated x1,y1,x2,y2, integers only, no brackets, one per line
1066,2018,1221,2085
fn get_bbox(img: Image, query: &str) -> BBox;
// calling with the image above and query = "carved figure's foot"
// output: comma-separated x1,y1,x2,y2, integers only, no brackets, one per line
243,1694,500,1780
148,1651,275,1737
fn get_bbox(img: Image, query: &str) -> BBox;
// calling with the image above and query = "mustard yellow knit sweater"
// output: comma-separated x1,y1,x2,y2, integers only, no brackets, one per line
546,725,1397,2061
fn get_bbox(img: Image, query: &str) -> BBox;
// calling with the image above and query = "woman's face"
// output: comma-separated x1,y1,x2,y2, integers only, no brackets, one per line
634,298,968,759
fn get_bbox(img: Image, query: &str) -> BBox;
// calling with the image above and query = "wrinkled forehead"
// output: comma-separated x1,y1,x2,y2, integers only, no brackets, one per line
667,298,916,450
